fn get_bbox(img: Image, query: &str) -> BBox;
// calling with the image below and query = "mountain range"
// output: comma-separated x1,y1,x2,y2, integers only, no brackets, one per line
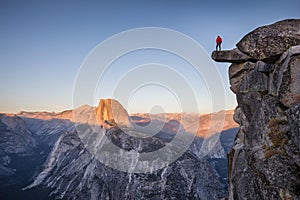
0,99,238,200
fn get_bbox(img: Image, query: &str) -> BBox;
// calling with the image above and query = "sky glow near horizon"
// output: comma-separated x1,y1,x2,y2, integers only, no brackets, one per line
94,48,214,114
0,0,299,114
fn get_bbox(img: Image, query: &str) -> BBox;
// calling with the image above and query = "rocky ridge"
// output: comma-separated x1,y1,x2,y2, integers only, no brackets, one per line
0,99,238,199
212,19,300,199
22,100,238,200
131,110,238,138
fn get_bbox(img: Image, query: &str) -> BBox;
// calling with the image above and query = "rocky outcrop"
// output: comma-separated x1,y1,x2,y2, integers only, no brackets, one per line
271,45,300,107
212,19,300,200
211,48,255,63
96,99,131,128
237,19,300,63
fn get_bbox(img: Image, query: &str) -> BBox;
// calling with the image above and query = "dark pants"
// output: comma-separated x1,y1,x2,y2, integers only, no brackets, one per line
216,42,221,51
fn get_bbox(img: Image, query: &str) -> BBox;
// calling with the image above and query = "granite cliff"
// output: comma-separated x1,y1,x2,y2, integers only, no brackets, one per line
212,19,300,199
96,99,131,128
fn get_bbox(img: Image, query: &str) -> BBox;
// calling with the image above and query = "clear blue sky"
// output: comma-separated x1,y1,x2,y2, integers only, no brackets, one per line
0,0,299,114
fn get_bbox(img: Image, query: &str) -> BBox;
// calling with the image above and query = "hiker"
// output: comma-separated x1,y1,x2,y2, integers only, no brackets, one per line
216,35,222,51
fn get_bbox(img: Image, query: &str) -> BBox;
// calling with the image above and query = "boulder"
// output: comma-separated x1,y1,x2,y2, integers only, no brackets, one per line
237,19,300,63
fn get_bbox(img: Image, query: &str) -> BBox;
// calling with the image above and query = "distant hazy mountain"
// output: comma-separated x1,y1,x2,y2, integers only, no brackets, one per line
130,110,237,137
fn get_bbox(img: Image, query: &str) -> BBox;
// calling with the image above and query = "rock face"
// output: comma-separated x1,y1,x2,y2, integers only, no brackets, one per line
212,19,300,200
25,129,227,200
96,99,131,128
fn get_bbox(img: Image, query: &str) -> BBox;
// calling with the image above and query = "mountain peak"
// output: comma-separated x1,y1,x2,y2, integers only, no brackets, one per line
96,98,130,128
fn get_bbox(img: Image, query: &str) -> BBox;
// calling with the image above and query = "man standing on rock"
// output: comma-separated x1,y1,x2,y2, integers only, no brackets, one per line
216,35,222,51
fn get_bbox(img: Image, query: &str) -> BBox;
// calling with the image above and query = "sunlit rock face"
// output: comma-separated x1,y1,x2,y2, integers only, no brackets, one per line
212,19,300,200
96,98,131,128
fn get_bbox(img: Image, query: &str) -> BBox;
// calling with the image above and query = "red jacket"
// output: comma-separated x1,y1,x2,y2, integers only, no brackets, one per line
216,36,222,43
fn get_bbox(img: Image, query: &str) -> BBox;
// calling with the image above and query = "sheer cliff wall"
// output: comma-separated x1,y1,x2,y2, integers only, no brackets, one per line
212,19,300,199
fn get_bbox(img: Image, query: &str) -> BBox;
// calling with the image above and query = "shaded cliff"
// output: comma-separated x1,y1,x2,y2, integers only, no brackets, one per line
212,19,300,199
